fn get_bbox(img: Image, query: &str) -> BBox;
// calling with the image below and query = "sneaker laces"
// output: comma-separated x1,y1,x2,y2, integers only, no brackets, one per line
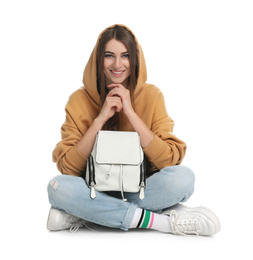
69,220,85,233
170,210,199,236
69,220,97,233
62,214,86,233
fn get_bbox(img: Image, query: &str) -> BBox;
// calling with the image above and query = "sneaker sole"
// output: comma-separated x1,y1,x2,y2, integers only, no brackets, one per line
183,206,221,235
163,204,221,235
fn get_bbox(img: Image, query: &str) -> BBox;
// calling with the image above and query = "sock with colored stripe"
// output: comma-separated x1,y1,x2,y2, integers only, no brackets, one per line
129,208,172,233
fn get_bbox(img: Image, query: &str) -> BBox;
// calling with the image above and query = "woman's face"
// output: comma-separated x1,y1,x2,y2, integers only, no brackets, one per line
103,39,130,87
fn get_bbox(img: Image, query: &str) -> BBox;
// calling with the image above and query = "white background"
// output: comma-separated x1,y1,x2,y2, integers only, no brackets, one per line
1,0,252,259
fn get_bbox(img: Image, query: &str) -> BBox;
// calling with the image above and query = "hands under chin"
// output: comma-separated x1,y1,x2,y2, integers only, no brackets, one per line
107,84,135,116
96,83,154,148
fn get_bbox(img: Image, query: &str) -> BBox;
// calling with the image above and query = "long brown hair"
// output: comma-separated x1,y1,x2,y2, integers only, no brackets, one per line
96,25,139,130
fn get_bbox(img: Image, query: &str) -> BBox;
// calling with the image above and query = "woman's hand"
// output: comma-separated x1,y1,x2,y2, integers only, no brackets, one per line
97,93,123,124
107,84,154,148
107,84,135,117
77,91,122,158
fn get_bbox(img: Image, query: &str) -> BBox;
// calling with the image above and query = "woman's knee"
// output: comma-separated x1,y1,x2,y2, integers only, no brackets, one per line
48,174,87,191
48,175,74,195
160,165,195,193
47,175,89,208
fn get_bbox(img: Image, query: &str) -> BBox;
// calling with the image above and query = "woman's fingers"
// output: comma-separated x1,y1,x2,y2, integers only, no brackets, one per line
107,84,129,100
107,97,122,112
107,84,133,116
99,96,122,121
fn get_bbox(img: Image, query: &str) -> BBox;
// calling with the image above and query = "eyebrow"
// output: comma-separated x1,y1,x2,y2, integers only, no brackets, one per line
104,51,129,55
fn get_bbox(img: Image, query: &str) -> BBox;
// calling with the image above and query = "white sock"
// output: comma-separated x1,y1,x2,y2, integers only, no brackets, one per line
129,208,172,233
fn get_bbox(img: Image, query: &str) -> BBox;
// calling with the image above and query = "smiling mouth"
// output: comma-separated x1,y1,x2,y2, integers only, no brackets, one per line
111,70,125,76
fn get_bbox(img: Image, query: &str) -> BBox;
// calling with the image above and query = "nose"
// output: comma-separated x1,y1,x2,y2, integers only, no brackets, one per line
114,56,121,68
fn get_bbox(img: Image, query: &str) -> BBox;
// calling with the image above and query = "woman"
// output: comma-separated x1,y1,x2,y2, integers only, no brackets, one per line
47,24,220,235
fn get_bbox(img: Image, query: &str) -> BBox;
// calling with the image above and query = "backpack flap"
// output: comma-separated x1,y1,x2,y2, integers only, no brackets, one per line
95,131,143,165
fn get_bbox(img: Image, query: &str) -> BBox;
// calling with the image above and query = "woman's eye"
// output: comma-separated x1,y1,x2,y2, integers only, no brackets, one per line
122,54,129,58
105,54,113,58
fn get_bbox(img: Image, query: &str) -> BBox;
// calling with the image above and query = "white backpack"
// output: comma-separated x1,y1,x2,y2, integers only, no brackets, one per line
85,131,146,201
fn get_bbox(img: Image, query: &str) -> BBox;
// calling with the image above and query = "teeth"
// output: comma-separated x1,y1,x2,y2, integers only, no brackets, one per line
112,71,123,74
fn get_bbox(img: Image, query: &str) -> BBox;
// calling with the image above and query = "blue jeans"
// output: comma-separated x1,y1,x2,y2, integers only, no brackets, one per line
47,165,195,231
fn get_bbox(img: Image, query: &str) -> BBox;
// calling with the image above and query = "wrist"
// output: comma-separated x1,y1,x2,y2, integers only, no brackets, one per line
125,107,136,119
93,116,105,130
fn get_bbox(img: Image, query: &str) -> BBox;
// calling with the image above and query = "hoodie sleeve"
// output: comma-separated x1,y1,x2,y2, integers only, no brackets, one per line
52,91,90,176
143,92,187,170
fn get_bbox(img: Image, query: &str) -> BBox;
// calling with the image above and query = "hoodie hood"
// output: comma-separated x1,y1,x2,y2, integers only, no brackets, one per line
83,24,147,105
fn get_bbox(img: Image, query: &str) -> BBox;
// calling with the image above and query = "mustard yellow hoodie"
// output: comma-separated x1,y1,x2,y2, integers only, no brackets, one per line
53,24,187,176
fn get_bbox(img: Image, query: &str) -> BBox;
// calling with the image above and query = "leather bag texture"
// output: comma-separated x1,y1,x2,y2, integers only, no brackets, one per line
85,131,146,201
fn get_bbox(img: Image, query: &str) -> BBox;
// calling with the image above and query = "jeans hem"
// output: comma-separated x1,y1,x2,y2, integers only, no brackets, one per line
120,203,138,231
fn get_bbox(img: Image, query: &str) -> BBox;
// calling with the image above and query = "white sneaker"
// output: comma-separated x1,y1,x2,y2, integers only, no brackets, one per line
162,204,221,236
161,203,190,215
47,207,87,232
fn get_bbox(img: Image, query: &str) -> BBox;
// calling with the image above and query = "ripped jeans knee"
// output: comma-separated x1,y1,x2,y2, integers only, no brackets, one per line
49,179,59,190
